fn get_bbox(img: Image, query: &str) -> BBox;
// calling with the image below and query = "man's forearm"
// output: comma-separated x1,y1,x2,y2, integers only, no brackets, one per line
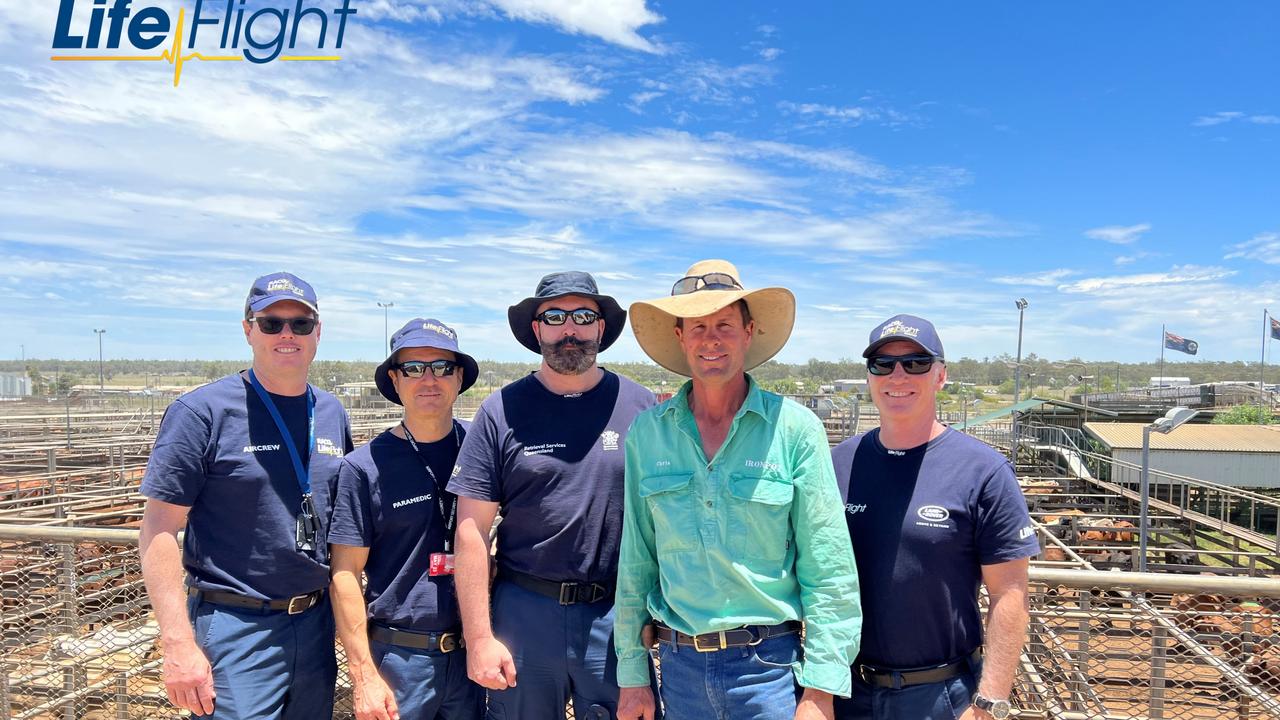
140,530,196,646
455,528,494,642
330,570,378,683
979,587,1029,698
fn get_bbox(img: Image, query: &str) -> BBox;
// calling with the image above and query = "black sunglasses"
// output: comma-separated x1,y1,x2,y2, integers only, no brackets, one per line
249,316,317,335
671,272,744,296
867,353,938,376
393,360,459,378
536,308,601,326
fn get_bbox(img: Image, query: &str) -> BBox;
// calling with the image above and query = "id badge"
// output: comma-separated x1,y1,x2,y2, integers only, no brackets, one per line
428,552,455,576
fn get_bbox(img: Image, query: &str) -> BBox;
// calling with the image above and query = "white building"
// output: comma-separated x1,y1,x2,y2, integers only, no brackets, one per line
1085,422,1280,489
0,371,32,399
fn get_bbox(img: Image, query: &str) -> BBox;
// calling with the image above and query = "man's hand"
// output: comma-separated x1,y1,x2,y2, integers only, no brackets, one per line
162,638,216,716
466,635,517,690
353,674,400,720
617,687,656,720
794,688,834,720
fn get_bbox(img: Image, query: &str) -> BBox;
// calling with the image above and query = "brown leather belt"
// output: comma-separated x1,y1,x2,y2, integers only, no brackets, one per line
655,621,802,653
188,587,323,615
369,623,464,653
498,568,612,605
856,648,983,688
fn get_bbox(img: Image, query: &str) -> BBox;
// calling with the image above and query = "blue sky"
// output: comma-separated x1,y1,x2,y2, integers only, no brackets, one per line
2,1,1278,365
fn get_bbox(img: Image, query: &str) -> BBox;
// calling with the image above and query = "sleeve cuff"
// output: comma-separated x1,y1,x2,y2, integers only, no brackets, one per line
616,654,652,688
797,661,853,698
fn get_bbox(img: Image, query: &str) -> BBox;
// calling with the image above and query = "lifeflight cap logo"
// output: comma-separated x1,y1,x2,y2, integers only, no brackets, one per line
879,320,920,339
51,0,357,87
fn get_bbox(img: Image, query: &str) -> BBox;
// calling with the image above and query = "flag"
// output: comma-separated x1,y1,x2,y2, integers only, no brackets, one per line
1272,316,1280,341
1164,331,1198,355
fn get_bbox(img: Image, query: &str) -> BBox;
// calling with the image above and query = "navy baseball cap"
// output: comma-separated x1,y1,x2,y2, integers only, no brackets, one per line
375,318,480,404
863,314,945,359
245,272,318,317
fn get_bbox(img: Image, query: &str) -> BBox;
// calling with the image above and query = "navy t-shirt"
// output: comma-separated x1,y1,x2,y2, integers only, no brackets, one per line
329,421,469,632
832,427,1038,669
141,373,353,600
447,370,655,583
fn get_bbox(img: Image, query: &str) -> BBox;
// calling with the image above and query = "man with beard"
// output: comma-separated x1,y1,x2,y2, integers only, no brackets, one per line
448,272,657,719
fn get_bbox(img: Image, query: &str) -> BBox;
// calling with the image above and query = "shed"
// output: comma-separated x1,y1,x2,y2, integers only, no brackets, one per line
1084,422,1280,489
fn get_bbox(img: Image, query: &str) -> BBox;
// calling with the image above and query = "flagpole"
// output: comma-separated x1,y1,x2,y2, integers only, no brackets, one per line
1265,309,1271,424
1159,323,1166,393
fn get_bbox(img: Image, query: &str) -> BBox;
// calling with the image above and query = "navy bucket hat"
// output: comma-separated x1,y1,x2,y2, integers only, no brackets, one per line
375,318,480,404
507,271,626,354
863,314,945,359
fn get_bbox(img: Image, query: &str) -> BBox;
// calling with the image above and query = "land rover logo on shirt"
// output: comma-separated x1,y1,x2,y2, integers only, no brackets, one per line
601,430,620,451
917,505,950,523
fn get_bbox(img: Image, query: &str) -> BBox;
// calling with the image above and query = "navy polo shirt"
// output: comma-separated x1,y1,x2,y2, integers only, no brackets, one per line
447,370,655,583
141,373,354,600
329,422,469,632
832,427,1038,669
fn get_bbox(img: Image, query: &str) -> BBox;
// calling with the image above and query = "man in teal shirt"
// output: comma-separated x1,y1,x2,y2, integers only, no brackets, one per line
616,259,861,720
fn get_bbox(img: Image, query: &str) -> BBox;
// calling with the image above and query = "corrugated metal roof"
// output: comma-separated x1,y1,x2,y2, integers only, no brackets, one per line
1084,423,1280,452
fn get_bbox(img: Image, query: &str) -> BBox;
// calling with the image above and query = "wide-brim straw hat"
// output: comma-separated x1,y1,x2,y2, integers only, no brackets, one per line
630,259,795,377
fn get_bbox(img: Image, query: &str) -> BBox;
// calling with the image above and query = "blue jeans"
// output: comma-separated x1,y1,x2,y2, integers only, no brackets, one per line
656,633,803,720
369,637,483,719
834,664,980,720
485,580,622,720
187,593,337,720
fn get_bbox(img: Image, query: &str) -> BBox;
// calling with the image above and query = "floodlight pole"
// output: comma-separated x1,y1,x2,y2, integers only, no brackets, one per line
377,302,394,356
93,329,106,393
1012,298,1028,457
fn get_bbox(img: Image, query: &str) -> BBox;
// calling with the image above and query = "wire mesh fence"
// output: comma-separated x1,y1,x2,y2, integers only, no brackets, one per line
3,529,1280,719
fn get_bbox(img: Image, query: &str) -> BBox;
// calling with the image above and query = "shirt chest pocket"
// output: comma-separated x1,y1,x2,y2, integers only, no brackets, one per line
638,473,697,554
727,471,795,564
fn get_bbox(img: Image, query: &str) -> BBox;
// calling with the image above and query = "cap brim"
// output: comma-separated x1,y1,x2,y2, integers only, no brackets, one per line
630,288,795,377
375,348,480,405
248,297,319,315
508,293,626,354
862,338,938,358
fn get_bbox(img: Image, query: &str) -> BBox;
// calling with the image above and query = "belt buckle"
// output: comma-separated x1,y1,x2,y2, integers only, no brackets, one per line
286,593,312,615
439,632,459,653
558,583,577,605
693,631,726,653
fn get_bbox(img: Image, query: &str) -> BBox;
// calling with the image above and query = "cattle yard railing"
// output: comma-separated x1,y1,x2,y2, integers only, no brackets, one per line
1,525,1279,719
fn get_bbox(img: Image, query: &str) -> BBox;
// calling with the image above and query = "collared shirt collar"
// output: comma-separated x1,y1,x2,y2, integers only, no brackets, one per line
660,373,768,421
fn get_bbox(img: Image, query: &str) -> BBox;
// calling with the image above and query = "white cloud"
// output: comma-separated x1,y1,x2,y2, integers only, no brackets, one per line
1084,222,1151,245
1057,265,1234,294
1224,232,1280,264
1193,111,1280,127
487,0,663,52
992,269,1074,287
759,47,783,61
777,100,915,128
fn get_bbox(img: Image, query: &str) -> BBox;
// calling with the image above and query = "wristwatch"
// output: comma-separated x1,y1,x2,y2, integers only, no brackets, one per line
972,692,1011,719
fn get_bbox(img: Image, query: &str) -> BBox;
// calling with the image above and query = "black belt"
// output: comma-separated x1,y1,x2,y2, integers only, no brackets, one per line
856,648,983,689
188,587,323,615
499,568,612,605
369,623,464,653
655,621,802,653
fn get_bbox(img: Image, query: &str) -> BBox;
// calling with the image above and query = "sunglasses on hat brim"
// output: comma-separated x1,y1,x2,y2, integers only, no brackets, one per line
866,353,939,376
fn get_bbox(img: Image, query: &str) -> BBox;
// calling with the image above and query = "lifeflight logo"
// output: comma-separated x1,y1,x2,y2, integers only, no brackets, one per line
51,0,357,87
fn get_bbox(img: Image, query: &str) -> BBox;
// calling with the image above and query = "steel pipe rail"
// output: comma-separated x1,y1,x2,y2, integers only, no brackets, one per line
1031,566,1280,597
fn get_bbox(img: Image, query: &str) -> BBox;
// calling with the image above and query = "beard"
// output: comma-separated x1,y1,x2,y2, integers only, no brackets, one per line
541,336,600,375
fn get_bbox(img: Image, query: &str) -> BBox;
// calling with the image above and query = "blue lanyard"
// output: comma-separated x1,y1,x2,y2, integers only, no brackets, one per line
247,369,315,496
400,420,462,552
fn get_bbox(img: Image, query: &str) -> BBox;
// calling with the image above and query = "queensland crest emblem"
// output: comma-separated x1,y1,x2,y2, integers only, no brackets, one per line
601,430,620,451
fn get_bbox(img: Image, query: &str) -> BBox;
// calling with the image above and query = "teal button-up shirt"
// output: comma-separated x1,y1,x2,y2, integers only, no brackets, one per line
615,376,861,697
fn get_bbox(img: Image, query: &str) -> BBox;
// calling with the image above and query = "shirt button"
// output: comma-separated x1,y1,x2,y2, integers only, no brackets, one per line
705,500,713,508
